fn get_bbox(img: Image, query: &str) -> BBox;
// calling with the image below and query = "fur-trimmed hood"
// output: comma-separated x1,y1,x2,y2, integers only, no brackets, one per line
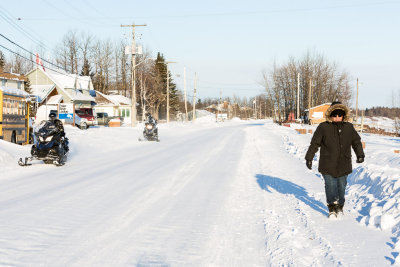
325,103,351,122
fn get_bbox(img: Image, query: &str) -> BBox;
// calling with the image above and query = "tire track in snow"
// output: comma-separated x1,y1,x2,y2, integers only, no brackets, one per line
38,124,249,266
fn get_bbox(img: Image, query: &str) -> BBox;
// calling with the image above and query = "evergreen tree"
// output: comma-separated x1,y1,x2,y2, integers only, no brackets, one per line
24,78,32,94
80,58,92,76
153,52,179,119
24,78,36,117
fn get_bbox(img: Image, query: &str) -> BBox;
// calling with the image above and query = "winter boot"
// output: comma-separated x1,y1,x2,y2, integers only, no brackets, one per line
327,204,337,218
336,204,344,215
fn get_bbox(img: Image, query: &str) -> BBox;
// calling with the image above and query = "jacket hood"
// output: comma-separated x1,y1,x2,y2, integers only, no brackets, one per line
325,103,351,122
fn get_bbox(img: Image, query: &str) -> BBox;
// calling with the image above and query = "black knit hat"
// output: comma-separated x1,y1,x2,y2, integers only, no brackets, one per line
331,101,342,106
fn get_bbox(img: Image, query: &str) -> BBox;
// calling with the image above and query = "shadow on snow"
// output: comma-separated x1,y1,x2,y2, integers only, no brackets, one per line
256,174,328,216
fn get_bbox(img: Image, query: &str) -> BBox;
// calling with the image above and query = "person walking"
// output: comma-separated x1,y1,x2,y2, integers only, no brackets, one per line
305,101,365,218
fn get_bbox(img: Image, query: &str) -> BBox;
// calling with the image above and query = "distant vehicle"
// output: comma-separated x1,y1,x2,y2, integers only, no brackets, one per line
74,108,97,129
0,87,31,144
96,112,110,126
37,105,97,130
139,113,159,142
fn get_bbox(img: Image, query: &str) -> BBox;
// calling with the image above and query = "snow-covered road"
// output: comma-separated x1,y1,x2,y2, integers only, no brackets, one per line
0,120,398,266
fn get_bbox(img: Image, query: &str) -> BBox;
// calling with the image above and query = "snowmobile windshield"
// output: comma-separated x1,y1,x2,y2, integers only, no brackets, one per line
34,120,47,133
35,121,58,135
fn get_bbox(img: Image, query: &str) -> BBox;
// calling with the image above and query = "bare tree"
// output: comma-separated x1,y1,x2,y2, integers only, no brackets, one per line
92,39,114,93
261,50,352,122
55,30,80,73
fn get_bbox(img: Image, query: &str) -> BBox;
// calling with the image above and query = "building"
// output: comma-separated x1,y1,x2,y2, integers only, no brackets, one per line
92,91,132,123
305,103,331,125
0,68,27,91
0,69,30,144
25,67,96,111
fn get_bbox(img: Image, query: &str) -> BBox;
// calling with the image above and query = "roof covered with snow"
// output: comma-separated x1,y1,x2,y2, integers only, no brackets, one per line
0,71,27,81
46,94,63,105
30,84,56,103
0,86,29,97
68,89,95,102
95,91,131,106
45,68,93,91
107,94,131,105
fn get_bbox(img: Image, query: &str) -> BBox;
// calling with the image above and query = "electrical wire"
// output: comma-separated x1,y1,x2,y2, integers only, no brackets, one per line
0,44,94,84
0,34,65,70
16,1,399,21
0,5,57,54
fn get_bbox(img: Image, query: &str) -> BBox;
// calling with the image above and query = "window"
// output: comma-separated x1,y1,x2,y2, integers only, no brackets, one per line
1,79,6,86
126,109,130,117
17,81,22,89
122,109,125,117
13,100,18,114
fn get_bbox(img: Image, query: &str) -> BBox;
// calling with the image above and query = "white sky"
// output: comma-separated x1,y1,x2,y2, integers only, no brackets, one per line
1,0,399,108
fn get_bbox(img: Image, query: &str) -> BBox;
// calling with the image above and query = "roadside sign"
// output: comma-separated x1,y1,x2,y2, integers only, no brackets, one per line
59,103,74,119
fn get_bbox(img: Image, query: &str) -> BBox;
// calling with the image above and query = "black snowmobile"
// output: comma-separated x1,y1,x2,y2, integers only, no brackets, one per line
18,120,69,166
139,115,159,142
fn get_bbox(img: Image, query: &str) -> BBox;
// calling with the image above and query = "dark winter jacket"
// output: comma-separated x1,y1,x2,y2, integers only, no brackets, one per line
305,103,365,178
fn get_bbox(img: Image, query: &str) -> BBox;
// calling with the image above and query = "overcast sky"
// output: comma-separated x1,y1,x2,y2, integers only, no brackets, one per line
1,0,399,108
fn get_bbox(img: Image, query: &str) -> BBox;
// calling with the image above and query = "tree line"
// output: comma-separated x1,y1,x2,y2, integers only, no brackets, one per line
0,29,271,121
365,107,400,119
1,33,373,122
261,50,352,122
0,30,185,120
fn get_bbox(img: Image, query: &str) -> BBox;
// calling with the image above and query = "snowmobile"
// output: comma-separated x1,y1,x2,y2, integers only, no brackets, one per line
139,120,159,142
18,120,69,166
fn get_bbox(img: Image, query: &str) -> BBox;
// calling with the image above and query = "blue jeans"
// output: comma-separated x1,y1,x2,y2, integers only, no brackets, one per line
322,174,348,205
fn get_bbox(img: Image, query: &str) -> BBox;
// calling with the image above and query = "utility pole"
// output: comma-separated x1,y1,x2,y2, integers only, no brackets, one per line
356,78,359,122
193,72,197,121
308,78,314,124
184,67,188,122
218,90,222,121
120,23,147,127
297,73,300,120
165,61,176,123
308,78,312,112
254,97,257,119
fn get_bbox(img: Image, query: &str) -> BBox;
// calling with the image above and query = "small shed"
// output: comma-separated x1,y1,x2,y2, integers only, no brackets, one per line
305,103,331,125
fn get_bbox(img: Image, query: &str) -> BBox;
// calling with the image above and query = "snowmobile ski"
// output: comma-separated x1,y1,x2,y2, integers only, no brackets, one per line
18,157,33,166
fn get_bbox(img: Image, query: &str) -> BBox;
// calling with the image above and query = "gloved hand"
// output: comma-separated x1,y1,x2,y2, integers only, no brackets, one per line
306,160,312,170
356,157,364,163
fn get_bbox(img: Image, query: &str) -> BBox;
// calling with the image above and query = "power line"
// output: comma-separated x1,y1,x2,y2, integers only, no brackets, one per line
16,1,399,21
0,8,46,48
0,44,93,83
0,5,56,53
0,34,65,70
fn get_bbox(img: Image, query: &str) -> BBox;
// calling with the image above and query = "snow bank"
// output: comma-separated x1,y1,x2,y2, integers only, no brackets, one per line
0,140,30,171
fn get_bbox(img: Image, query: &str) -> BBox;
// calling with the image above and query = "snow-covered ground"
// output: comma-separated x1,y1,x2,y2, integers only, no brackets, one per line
355,116,398,134
0,118,399,266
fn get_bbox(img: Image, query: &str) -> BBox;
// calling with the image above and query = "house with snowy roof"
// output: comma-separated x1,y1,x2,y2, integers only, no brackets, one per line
92,91,132,122
0,68,27,92
25,67,96,109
